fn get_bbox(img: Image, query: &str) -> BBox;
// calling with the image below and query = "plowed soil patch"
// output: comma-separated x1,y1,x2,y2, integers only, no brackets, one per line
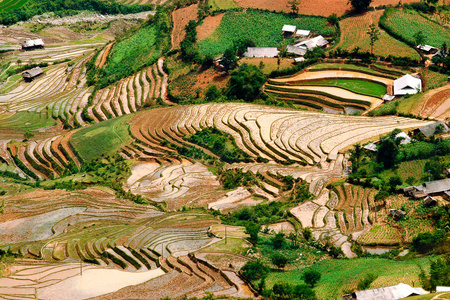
98,44,112,69
171,4,199,49
427,87,450,119
197,13,224,41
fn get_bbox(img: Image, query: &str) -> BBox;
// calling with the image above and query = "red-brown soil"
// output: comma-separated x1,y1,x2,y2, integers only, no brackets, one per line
234,0,420,16
171,4,199,49
197,14,224,41
98,43,112,69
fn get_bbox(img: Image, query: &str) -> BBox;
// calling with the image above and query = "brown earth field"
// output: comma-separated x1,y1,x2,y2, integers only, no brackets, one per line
197,13,224,41
171,4,199,49
172,68,230,98
234,0,420,16
240,57,294,75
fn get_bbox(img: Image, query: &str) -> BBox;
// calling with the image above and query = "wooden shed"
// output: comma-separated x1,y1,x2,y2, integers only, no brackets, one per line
22,67,43,82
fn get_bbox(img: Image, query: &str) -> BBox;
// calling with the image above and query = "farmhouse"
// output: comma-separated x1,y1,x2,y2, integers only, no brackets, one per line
433,49,448,59
287,45,307,56
295,29,310,37
282,25,296,36
22,67,44,82
393,74,422,96
414,121,449,137
413,178,450,198
363,142,377,152
423,196,438,207
394,132,411,145
342,283,428,300
417,44,438,54
243,47,279,58
295,35,328,50
22,38,44,50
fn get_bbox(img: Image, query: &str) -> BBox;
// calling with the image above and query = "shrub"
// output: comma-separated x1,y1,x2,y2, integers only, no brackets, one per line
241,260,269,281
302,269,321,287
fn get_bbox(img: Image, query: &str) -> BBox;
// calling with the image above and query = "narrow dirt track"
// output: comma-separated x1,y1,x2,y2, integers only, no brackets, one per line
158,58,176,105
98,43,112,69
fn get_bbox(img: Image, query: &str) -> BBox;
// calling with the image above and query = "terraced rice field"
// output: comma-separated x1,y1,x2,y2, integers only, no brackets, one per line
0,187,253,299
266,68,394,112
337,10,419,59
290,184,376,256
0,0,28,12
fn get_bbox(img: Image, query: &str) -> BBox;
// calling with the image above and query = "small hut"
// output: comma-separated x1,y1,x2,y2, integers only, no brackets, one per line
22,67,43,82
423,196,438,207
22,38,44,51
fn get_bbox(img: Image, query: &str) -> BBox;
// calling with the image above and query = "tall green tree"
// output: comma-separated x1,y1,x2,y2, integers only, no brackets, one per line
287,0,300,14
367,23,380,54
226,63,266,102
348,0,372,12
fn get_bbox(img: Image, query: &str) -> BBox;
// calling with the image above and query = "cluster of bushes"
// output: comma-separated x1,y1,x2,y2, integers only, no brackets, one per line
186,127,253,163
328,48,421,67
7,62,48,77
219,169,260,189
0,0,153,25
412,230,447,254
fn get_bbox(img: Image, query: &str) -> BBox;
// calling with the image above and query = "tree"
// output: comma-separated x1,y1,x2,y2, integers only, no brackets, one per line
302,269,321,287
221,47,238,70
241,260,269,281
348,0,372,12
302,227,312,241
226,63,266,102
376,138,398,169
23,130,34,140
204,85,221,101
271,252,289,269
272,232,286,249
287,0,300,14
245,221,261,244
367,23,380,54
419,257,450,291
413,30,426,47
327,13,339,26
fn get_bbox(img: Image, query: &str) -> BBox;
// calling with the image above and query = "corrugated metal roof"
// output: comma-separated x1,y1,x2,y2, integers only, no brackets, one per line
242,47,279,58
282,25,296,32
363,142,377,152
296,29,310,36
393,74,422,96
22,67,43,79
295,36,328,50
395,132,411,145
417,44,437,52
418,121,449,137
287,45,307,56
437,286,450,292
416,178,450,194
353,283,428,300
23,38,44,47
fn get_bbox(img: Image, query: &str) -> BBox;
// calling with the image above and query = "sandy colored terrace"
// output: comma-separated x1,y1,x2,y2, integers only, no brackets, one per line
197,13,224,41
171,4,198,49
272,70,393,86
417,85,450,120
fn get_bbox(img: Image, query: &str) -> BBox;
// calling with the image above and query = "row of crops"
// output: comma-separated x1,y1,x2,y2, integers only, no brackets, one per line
380,8,450,48
0,0,28,12
198,10,336,57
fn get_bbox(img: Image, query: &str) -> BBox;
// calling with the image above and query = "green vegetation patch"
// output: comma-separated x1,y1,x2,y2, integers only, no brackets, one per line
0,111,56,131
70,114,133,162
382,8,450,47
198,10,335,57
295,78,387,98
186,127,252,163
209,0,240,11
265,256,431,300
99,25,159,87
0,0,29,13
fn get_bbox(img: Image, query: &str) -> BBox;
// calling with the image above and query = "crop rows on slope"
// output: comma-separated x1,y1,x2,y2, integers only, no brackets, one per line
129,103,431,166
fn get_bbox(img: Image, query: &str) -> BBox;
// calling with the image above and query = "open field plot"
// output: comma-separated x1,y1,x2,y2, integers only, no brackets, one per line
0,0,28,12
265,256,431,300
266,67,393,112
198,10,335,57
382,8,450,47
70,115,133,162
337,10,419,59
99,24,160,87
290,184,375,255
0,187,253,299
210,0,240,10
171,4,198,50
129,103,431,166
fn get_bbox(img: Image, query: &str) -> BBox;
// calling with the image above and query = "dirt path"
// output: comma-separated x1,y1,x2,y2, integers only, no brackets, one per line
98,43,112,69
272,70,393,85
158,58,176,105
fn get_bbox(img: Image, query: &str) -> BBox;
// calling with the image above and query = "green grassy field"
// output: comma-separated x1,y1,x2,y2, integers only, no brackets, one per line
70,114,133,162
198,10,335,57
295,78,387,98
100,25,160,87
210,0,240,10
0,0,29,12
0,111,56,131
382,8,450,48
265,256,432,300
